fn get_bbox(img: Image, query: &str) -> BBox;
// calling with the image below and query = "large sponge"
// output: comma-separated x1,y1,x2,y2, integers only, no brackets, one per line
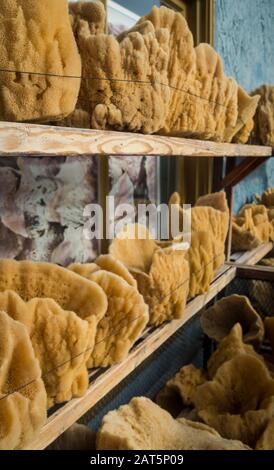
97,396,249,450
0,310,47,450
0,259,107,324
109,224,190,326
0,290,97,407
0,0,81,122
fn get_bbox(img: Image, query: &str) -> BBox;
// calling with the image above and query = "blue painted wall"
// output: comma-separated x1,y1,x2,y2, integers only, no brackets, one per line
215,0,274,212
115,0,159,16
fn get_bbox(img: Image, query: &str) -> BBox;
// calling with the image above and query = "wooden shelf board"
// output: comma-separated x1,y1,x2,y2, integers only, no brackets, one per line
0,122,272,158
229,242,273,266
235,264,274,282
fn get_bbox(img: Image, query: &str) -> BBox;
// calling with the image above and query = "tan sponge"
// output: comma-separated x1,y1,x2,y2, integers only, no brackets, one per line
0,0,81,122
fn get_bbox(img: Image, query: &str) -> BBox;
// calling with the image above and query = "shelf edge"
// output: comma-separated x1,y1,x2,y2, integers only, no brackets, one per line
0,122,272,158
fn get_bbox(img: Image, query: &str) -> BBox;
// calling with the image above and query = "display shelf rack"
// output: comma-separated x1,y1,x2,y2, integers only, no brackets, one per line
0,122,272,158
23,243,271,450
0,122,272,450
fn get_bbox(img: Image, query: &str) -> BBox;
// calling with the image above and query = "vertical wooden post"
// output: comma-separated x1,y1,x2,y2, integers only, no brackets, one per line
225,186,234,261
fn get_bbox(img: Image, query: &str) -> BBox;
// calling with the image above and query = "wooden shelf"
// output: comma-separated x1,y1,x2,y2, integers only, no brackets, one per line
23,244,269,450
229,242,273,266
235,264,274,282
0,122,272,158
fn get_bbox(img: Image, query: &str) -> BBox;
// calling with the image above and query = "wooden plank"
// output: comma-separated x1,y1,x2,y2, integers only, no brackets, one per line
235,264,274,282
0,122,272,158
24,264,236,450
225,186,234,261
230,242,274,266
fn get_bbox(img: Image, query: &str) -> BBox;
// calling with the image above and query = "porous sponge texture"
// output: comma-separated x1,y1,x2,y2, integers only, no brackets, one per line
97,396,249,450
172,43,238,142
0,310,47,450
252,85,274,147
75,17,171,133
0,259,107,324
70,0,106,38
194,355,274,447
232,204,270,252
130,247,190,326
87,270,149,367
69,4,258,143
109,225,190,326
0,290,96,407
156,364,207,415
68,254,148,367
169,191,229,298
0,0,81,122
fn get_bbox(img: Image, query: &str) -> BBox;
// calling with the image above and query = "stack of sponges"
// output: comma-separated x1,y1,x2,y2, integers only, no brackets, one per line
0,2,259,142
68,254,149,367
96,295,274,450
0,256,148,449
154,295,274,449
109,225,189,326
67,3,258,142
60,308,274,450
109,192,229,309
168,191,229,297
232,187,274,252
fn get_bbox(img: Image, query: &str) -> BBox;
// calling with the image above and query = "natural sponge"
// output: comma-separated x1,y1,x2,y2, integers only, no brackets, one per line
169,191,229,297
68,254,148,367
68,262,100,277
70,1,106,38
206,323,262,378
69,255,137,287
259,188,274,208
97,396,249,450
232,204,270,252
252,85,274,147
68,3,257,143
0,310,47,450
0,259,107,324
94,254,137,288
171,45,259,143
231,86,260,144
0,0,81,122
172,43,239,142
194,355,274,446
109,224,190,326
156,364,207,416
194,191,229,271
86,270,149,367
132,5,195,134
0,290,96,407
201,294,265,348
73,6,171,133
